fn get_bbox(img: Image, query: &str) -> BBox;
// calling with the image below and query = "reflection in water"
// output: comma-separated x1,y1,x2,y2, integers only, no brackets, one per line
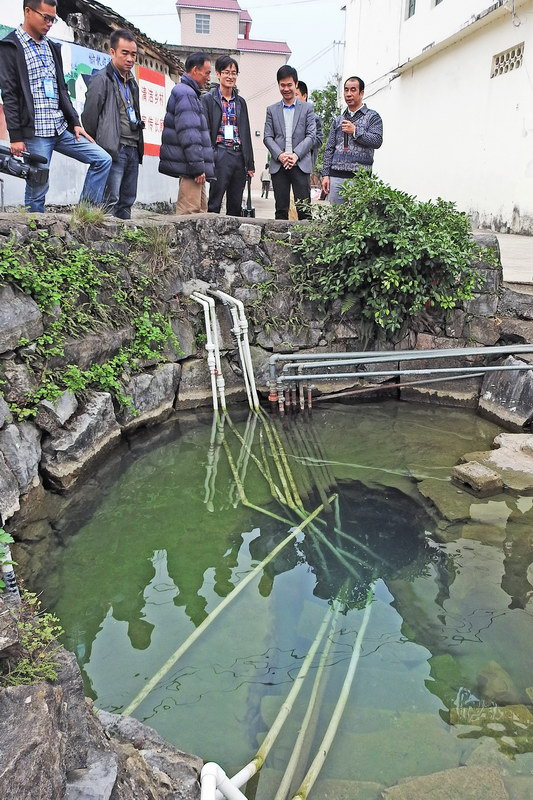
250,479,439,611
25,402,533,789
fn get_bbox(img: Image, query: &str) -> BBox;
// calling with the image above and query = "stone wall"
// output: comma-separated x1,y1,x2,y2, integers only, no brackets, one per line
1,212,532,529
0,593,202,800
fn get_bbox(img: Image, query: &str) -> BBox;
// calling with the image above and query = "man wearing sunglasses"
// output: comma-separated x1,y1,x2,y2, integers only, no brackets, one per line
0,0,112,212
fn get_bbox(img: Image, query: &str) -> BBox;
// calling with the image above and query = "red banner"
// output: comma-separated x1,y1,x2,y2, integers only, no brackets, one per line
136,65,167,157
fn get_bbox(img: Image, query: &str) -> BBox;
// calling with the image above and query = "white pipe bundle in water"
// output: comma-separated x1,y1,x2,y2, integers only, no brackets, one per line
192,291,227,411
209,289,260,410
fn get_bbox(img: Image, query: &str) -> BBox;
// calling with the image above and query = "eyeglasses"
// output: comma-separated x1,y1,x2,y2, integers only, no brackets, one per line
28,7,58,24
220,70,238,77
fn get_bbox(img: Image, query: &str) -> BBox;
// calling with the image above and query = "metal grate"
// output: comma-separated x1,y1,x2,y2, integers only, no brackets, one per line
491,42,524,78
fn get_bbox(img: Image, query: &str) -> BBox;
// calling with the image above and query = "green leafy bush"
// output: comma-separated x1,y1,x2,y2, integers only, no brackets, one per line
0,591,63,687
291,171,481,334
0,230,180,419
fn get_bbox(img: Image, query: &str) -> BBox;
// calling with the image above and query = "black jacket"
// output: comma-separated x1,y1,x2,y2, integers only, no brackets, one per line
0,30,80,142
82,62,143,163
159,73,214,180
201,87,255,173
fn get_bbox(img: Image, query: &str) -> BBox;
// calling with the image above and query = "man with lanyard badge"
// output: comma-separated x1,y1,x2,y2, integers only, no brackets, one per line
0,0,112,212
201,55,254,216
82,29,144,219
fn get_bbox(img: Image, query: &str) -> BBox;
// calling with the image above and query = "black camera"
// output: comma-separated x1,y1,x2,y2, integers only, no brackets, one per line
0,145,49,186
129,119,145,133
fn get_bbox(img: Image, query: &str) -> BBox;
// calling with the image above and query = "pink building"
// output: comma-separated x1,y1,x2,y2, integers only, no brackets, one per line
176,0,291,186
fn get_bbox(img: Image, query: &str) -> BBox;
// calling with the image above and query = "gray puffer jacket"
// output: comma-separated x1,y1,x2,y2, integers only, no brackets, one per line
158,73,214,180
81,62,143,163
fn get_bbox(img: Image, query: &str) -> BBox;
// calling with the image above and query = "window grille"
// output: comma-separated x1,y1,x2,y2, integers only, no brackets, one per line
195,13,210,34
491,43,524,78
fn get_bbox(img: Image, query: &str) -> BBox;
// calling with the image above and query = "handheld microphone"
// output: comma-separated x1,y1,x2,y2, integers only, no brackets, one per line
26,151,48,165
343,132,349,150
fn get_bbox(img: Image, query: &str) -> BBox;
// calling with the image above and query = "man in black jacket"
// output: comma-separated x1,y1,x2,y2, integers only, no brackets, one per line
82,29,144,219
201,55,254,217
0,0,111,212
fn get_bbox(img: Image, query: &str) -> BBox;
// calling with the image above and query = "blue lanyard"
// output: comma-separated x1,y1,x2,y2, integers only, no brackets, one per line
29,38,54,72
114,72,132,108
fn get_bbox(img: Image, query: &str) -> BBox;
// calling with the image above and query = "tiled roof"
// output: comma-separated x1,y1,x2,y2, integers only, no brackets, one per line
238,38,291,55
58,0,183,68
239,9,252,22
176,0,243,11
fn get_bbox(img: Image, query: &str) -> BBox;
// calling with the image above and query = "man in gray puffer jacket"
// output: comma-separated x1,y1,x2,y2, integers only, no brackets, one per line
159,52,215,214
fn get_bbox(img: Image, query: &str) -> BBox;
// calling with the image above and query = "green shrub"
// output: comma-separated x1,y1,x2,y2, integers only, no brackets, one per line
291,171,481,335
0,591,63,687
0,231,180,419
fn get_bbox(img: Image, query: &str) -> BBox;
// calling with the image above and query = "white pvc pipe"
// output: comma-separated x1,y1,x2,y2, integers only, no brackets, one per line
191,293,218,414
210,289,260,410
201,763,249,800
224,300,253,410
194,292,226,410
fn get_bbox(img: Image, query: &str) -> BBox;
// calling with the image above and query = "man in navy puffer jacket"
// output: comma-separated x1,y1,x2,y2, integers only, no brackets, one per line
159,52,215,214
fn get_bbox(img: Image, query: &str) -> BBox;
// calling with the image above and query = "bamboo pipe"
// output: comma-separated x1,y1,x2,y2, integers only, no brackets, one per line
290,588,374,800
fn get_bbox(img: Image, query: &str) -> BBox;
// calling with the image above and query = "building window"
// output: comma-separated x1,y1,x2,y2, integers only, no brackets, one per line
195,13,210,34
407,0,416,17
491,43,524,78
435,0,444,5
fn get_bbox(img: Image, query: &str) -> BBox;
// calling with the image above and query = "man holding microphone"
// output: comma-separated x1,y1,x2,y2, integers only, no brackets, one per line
322,76,383,205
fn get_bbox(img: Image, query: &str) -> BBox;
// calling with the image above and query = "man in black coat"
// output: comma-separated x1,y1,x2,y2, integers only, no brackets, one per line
159,52,214,215
0,0,111,211
201,55,254,217
82,29,144,219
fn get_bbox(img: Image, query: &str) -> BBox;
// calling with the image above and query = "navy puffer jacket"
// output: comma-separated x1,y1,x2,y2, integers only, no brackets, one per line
159,73,214,180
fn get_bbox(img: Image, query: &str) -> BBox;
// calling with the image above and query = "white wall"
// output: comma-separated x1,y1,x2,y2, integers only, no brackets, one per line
343,0,533,232
344,0,527,85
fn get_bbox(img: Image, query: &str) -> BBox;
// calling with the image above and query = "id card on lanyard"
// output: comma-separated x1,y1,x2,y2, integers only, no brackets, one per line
30,39,56,99
114,72,137,124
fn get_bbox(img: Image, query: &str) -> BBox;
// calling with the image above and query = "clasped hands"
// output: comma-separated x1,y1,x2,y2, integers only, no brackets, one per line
279,152,298,170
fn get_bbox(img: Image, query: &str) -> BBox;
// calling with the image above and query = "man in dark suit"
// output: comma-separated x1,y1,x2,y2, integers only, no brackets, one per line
201,55,254,217
263,65,316,220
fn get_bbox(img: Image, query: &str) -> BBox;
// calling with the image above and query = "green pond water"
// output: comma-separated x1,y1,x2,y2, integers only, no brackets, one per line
34,401,533,796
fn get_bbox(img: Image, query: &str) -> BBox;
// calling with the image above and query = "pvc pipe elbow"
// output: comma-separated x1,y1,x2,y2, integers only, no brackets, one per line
201,763,248,800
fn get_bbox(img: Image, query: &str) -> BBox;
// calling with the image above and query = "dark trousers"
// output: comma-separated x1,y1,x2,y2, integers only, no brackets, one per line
208,146,247,216
261,180,270,198
104,144,140,220
271,165,311,220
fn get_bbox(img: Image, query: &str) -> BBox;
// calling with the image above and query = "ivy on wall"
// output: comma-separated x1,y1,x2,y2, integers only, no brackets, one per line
0,227,180,419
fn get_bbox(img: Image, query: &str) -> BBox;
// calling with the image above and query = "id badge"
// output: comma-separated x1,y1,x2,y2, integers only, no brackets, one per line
224,124,234,140
43,78,56,99
127,107,137,123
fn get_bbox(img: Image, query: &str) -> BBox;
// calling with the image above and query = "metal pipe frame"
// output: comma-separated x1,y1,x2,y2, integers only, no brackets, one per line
275,363,533,389
269,344,533,385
